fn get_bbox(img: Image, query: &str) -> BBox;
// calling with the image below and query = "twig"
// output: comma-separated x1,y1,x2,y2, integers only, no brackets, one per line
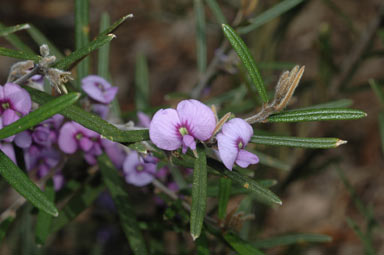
12,65,39,85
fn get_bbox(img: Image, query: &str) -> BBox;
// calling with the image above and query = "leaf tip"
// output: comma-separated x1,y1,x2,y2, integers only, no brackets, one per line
126,13,134,19
336,139,347,147
107,33,117,39
191,233,199,241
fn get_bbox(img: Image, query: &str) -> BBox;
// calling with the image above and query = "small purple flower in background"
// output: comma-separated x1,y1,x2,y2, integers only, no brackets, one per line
58,121,100,154
0,142,16,163
217,118,259,170
101,139,126,169
91,104,109,120
0,83,32,142
149,99,216,153
137,112,151,128
123,151,156,187
82,75,118,104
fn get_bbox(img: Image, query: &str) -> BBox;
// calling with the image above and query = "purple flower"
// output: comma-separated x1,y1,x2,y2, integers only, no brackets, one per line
137,112,151,128
81,75,118,104
0,142,16,163
92,104,109,119
58,121,100,154
101,139,126,169
0,83,31,142
123,151,156,187
149,99,216,153
217,118,259,170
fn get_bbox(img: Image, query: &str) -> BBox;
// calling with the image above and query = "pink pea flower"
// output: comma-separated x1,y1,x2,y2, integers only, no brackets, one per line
58,121,100,154
0,83,32,142
217,118,259,170
123,151,156,187
81,75,118,104
149,99,216,153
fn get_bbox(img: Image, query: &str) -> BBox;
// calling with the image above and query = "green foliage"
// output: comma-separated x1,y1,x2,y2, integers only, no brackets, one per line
0,46,40,61
135,52,150,111
252,135,346,148
35,180,55,245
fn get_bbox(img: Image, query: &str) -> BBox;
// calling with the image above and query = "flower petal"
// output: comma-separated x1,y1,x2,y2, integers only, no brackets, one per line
123,151,141,175
58,122,78,154
182,134,195,153
82,75,113,103
3,83,31,115
125,163,155,187
149,108,182,150
137,112,151,128
102,87,118,104
235,149,259,168
217,133,238,170
102,139,126,169
0,143,16,163
176,99,216,141
2,109,19,126
221,118,254,145
14,131,32,148
79,137,93,151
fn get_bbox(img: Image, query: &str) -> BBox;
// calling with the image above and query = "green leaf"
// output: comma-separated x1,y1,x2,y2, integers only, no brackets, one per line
0,92,80,140
295,99,353,110
222,24,268,103
0,151,58,217
205,0,227,24
35,179,55,245
369,79,384,105
254,150,290,171
252,135,347,148
190,146,208,241
0,23,30,37
24,87,149,142
267,108,367,122
253,233,332,248
379,112,384,157
27,24,64,59
99,13,134,36
346,217,376,255
50,177,105,234
135,52,150,111
0,22,34,54
196,229,210,255
75,0,90,85
238,0,305,34
224,233,265,255
195,0,207,74
99,154,148,255
0,216,15,242
0,46,40,61
98,12,111,79
218,177,231,220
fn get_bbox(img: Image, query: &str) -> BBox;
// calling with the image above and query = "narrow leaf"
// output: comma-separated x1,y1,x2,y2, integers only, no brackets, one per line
222,24,268,103
346,217,376,255
238,0,305,34
27,24,64,59
0,216,15,242
0,22,34,54
190,146,208,241
0,23,30,37
254,150,290,171
50,177,105,234
75,0,90,85
196,229,210,255
224,233,265,255
98,12,111,79
369,79,384,104
253,233,332,248
195,0,207,74
99,154,148,255
379,112,384,157
0,151,58,217
205,0,227,24
267,108,367,122
0,46,40,61
218,177,231,220
99,13,134,36
0,92,80,140
35,179,55,245
252,135,347,148
24,87,149,142
135,52,150,111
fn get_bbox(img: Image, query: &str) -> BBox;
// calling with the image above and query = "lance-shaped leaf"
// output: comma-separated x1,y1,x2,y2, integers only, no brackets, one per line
0,151,58,217
196,229,210,255
135,52,150,111
99,154,148,255
0,216,15,243
24,87,149,142
0,22,34,54
195,0,207,74
27,24,64,59
218,177,231,220
238,0,305,34
75,0,90,86
98,12,111,79
267,108,367,122
35,179,55,245
253,233,331,249
224,233,265,255
369,79,384,104
0,92,80,140
205,0,227,24
99,13,133,36
222,24,268,103
0,23,30,37
252,135,347,148
190,146,208,241
0,46,40,61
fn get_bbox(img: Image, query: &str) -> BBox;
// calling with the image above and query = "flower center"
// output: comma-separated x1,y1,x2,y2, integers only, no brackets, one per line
0,102,10,111
95,82,105,91
238,141,243,149
75,133,83,140
179,127,188,136
136,164,144,172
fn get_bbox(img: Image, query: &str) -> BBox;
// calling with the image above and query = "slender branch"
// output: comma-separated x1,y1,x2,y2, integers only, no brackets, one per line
13,65,39,85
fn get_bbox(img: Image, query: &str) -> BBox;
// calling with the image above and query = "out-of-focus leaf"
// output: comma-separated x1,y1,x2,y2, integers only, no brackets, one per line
205,0,227,24
0,151,58,217
0,216,15,242
267,108,367,122
296,99,353,110
24,87,149,142
135,52,150,111
252,135,347,148
254,150,290,171
35,179,55,245
346,217,375,255
369,79,384,104
195,0,207,74
98,12,111,79
0,46,40,61
0,22,34,54
222,24,268,103
75,0,90,85
252,233,332,248
224,233,265,255
196,229,210,255
238,0,305,34
0,23,30,37
190,146,207,241
27,24,64,59
99,154,148,255
0,93,80,140
218,177,231,220
50,177,105,233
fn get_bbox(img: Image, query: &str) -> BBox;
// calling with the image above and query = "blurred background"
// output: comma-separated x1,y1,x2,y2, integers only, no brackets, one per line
0,0,384,254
